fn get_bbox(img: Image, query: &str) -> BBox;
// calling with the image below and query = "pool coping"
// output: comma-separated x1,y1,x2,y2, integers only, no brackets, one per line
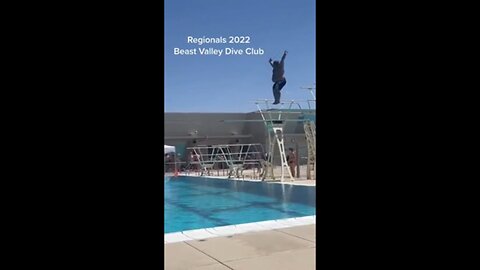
168,174,316,186
165,215,316,244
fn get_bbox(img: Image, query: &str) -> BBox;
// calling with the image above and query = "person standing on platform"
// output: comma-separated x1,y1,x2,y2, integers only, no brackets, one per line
269,50,288,105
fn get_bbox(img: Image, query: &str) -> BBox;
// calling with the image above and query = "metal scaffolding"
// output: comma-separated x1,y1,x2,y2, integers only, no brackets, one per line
254,100,296,182
186,84,317,182
186,143,266,179
304,119,316,179
300,84,316,179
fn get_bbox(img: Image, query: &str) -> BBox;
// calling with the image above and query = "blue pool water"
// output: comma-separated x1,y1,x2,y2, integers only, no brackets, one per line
165,176,316,233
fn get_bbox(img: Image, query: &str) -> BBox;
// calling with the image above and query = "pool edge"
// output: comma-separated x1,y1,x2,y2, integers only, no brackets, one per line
164,215,316,244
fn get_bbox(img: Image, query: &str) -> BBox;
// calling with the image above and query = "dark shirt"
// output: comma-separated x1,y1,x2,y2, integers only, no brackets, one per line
272,63,285,82
271,53,287,82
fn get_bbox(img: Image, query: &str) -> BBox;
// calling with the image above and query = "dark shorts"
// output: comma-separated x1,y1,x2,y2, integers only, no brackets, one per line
273,78,287,91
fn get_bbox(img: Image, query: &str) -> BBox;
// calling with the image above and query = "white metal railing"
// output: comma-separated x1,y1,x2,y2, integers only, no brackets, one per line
186,143,266,179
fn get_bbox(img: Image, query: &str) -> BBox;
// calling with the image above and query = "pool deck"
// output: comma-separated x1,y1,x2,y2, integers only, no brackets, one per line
182,175,316,186
176,165,316,185
165,224,315,270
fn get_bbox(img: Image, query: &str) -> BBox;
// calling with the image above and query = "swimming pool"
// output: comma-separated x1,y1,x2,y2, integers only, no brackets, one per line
164,176,316,233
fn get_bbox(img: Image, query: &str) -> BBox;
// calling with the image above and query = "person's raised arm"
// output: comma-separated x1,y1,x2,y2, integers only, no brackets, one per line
280,50,287,64
269,58,274,67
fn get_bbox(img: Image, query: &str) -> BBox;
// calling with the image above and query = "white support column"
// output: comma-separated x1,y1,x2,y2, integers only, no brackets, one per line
267,125,275,180
304,120,316,180
254,100,300,182
272,125,294,182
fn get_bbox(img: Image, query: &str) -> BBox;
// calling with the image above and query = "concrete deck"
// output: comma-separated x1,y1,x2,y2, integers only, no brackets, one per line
165,224,315,270
177,165,316,187
179,165,316,182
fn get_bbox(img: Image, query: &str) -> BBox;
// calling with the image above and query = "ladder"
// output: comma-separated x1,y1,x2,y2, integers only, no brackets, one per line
304,120,316,180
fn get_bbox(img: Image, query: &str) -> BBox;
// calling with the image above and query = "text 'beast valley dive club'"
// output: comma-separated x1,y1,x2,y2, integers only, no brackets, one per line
173,36,265,56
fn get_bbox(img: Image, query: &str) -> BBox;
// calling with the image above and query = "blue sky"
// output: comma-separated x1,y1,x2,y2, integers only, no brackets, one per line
165,0,315,112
